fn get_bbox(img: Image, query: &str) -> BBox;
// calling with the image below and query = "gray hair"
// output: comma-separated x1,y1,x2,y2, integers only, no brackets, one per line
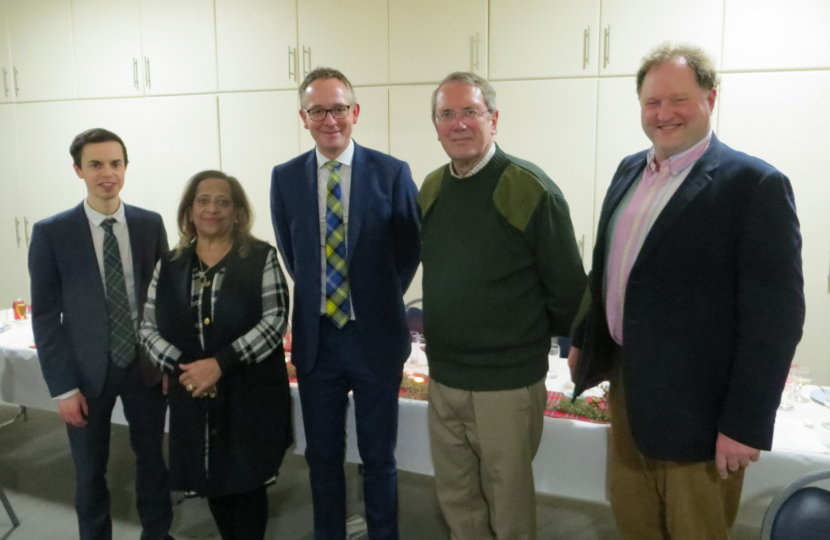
636,42,720,95
431,72,497,119
298,67,357,108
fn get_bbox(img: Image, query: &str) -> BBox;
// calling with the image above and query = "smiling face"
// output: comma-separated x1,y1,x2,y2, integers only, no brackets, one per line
191,177,235,241
300,77,360,160
433,82,498,173
639,59,716,162
74,141,126,213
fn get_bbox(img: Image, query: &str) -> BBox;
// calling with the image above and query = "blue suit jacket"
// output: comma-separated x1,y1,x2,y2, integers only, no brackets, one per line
572,135,805,461
29,202,169,398
270,142,420,374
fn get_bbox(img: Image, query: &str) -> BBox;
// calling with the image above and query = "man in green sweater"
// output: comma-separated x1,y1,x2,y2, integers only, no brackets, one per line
419,71,587,540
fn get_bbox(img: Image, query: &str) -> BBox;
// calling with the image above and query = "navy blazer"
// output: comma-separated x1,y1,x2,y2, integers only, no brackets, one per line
29,202,169,398
572,135,805,461
270,142,420,374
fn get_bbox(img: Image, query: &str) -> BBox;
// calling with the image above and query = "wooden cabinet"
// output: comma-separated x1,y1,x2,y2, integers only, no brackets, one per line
5,0,76,102
492,79,598,270
718,71,830,383
389,0,487,84
139,0,217,95
215,0,299,92
0,1,13,103
71,0,144,99
723,0,830,71
389,85,448,188
297,0,388,86
598,0,724,76
489,0,600,80
0,104,27,304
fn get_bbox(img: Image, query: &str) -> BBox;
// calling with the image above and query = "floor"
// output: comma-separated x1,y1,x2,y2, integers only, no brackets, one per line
0,404,761,539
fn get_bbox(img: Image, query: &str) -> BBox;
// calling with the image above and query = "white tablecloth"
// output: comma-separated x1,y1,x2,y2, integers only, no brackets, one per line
3,313,830,526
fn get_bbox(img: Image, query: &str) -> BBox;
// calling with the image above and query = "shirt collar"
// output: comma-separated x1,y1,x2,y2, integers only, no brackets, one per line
84,198,126,226
316,139,355,169
646,130,713,175
450,141,497,178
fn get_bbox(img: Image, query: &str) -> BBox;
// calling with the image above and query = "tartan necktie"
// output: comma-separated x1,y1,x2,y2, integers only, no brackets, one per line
101,218,136,367
324,160,351,328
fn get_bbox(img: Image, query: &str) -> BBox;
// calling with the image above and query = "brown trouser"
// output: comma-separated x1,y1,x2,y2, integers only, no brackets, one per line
428,378,548,540
608,378,744,540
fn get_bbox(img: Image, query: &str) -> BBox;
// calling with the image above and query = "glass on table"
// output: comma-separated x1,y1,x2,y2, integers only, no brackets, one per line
791,365,812,403
779,375,795,411
409,332,426,365
547,338,560,380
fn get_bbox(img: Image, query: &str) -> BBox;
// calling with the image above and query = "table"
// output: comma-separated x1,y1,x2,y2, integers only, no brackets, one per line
3,314,830,527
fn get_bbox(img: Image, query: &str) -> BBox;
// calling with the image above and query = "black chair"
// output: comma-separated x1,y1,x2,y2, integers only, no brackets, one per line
761,469,830,540
405,298,423,335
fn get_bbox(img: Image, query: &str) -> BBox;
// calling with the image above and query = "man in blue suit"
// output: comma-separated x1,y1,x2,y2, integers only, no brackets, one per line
569,44,804,540
271,67,420,540
29,129,173,540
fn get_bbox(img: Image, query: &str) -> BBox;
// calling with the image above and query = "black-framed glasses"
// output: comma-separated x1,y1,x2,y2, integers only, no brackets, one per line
305,105,352,122
434,108,489,125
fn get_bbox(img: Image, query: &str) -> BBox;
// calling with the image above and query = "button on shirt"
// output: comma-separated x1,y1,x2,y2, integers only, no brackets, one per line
604,131,713,345
317,140,355,318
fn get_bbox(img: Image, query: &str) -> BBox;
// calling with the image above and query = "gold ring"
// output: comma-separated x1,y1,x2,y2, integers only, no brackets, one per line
187,384,194,392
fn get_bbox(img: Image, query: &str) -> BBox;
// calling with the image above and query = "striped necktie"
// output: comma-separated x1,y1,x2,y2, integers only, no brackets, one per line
324,160,351,328
101,218,136,367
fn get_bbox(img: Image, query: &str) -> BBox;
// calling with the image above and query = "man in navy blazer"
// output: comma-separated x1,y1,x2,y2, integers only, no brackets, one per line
29,129,173,540
271,68,420,540
569,45,804,539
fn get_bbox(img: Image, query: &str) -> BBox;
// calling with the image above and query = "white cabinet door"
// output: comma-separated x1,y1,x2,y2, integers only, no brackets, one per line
299,86,389,155
140,0,217,95
218,91,300,245
6,0,76,102
598,0,724,76
489,0,600,80
297,0,388,86
71,0,144,99
216,0,299,92
0,104,28,303
0,2,13,103
15,101,82,226
143,95,221,246
723,0,830,71
718,71,830,384
492,79,598,270
389,0,487,84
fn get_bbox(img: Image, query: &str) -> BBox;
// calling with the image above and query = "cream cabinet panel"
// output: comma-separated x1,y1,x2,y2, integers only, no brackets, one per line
297,0,388,86
492,79,598,270
139,0,217,95
0,2,13,103
71,0,144,98
723,0,830,70
598,0,723,76
74,98,150,209
216,0,299,91
143,95,221,246
389,0,487,84
489,0,600,79
0,104,28,303
6,0,76,102
218,91,300,245
299,86,389,155
718,71,830,384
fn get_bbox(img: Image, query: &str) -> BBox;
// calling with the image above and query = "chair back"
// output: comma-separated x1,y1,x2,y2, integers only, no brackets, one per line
762,470,830,540
405,298,423,335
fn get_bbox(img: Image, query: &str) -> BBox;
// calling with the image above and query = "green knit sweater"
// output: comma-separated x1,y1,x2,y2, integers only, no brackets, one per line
419,146,587,391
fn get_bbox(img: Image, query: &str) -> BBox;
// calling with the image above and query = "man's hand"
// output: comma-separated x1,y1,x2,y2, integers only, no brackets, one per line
568,346,581,382
179,358,222,398
715,432,760,479
58,392,89,428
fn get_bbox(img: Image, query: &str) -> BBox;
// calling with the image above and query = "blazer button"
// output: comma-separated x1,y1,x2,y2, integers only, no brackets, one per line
204,317,211,325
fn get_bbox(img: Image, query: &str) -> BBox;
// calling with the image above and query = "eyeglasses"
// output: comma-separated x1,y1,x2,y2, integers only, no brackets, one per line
434,108,490,125
305,105,352,122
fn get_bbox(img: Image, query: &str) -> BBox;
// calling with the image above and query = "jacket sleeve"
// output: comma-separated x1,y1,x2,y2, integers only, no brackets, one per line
391,161,421,293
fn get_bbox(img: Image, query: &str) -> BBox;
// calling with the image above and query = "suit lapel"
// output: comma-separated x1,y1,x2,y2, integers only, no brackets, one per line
346,142,365,267
304,150,322,274
595,158,647,266
71,202,107,304
123,204,144,302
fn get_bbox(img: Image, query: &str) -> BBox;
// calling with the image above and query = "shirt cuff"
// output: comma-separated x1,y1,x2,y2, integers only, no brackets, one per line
53,388,80,401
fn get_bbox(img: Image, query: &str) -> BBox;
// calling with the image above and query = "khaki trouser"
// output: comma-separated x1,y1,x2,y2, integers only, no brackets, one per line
428,378,547,540
608,378,744,540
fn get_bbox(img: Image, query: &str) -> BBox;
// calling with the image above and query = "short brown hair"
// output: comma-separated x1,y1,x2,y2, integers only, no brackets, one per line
175,170,257,257
636,42,720,95
70,128,129,168
431,71,497,119
298,67,356,108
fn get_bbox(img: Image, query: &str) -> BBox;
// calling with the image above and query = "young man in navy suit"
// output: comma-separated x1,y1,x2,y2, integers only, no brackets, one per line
29,129,174,540
271,68,420,540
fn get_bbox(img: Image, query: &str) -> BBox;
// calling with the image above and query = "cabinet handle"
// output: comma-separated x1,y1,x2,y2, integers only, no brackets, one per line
302,45,312,77
144,57,151,90
603,26,611,68
471,33,481,71
827,251,830,293
2,67,7,97
14,217,21,248
133,58,138,89
583,28,590,69
288,46,297,81
13,67,18,96
23,217,29,247
578,234,585,259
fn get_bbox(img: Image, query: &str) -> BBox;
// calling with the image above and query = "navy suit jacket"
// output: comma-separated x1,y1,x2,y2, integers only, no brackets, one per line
29,202,169,399
572,135,805,462
270,142,420,374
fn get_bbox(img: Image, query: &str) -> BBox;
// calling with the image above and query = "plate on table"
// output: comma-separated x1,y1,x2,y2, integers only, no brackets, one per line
810,388,829,406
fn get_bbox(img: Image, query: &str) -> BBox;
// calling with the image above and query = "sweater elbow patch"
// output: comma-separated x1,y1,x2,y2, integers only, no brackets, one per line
493,164,546,232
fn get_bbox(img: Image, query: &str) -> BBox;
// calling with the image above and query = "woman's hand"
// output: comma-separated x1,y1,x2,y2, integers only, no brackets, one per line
179,358,222,398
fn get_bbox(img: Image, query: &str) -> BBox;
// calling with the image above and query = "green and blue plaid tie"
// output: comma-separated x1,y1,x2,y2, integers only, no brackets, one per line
102,218,136,367
324,161,351,328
